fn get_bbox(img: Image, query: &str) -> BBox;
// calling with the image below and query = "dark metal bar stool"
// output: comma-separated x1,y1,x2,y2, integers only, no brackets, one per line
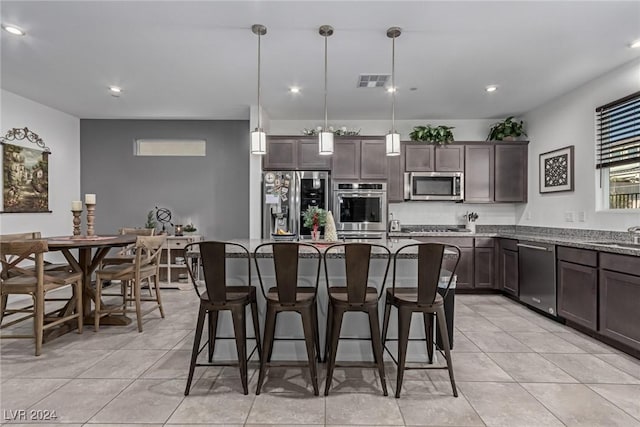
382,243,460,398
254,242,322,396
323,243,391,396
183,241,262,396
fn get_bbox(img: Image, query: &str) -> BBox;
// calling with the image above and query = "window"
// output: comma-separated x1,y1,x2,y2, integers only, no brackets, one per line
134,139,206,156
596,92,640,210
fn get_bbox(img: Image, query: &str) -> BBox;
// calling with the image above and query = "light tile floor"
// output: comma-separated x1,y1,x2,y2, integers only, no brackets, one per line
2,291,640,426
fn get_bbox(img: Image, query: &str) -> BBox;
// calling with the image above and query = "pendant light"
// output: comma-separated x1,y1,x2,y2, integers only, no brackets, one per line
251,24,267,155
318,25,334,155
386,27,402,156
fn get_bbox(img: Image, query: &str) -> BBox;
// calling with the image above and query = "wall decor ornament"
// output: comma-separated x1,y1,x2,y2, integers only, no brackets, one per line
539,145,574,193
1,127,51,213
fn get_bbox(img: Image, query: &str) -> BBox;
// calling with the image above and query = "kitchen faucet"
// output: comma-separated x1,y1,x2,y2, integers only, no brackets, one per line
628,226,640,244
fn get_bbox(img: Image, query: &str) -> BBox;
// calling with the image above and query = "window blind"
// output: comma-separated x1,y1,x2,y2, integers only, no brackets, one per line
596,91,640,169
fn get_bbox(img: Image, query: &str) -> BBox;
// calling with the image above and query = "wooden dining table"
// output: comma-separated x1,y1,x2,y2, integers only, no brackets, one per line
46,234,137,333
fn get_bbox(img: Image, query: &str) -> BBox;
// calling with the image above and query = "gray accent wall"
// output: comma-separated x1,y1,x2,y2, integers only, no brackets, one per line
80,119,249,239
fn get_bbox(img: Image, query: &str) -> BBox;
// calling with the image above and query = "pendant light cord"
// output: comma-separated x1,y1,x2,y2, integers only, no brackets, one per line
324,33,328,130
391,34,396,133
257,31,262,131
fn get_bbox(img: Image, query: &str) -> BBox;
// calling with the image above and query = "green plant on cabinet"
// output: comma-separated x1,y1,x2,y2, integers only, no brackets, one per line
487,116,527,141
145,210,157,230
302,206,327,228
409,125,455,145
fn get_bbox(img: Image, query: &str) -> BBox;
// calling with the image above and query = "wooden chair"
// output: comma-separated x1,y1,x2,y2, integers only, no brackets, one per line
183,241,262,396
323,243,391,396
381,243,460,398
94,235,166,332
0,239,83,356
1,232,72,275
254,242,322,396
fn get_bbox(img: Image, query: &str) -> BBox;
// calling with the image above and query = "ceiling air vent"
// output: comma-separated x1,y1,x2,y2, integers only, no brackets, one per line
357,74,390,88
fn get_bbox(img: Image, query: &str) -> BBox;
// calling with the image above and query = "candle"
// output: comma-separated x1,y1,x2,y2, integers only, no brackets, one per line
85,194,96,204
71,200,82,211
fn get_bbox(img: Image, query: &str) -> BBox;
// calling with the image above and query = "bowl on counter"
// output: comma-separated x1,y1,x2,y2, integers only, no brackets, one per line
271,233,297,242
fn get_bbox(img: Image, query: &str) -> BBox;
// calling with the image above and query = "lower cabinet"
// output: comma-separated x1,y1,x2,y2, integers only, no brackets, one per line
499,239,518,296
556,246,598,331
599,253,640,351
474,238,495,289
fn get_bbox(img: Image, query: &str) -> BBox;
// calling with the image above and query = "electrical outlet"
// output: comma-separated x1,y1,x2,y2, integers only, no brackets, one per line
577,211,586,222
564,212,574,222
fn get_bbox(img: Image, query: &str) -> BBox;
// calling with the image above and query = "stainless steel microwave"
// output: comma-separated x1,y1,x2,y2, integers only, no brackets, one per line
404,172,464,201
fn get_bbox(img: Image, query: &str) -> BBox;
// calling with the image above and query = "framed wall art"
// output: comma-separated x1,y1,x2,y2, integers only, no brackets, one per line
1,127,52,213
539,145,574,194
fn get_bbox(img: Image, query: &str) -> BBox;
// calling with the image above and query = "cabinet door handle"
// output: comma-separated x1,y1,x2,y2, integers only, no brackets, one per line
517,243,550,251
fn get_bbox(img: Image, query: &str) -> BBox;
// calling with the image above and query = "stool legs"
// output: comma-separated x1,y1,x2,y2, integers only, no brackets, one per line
301,305,320,396
231,306,248,395
208,311,219,362
256,304,277,395
185,304,206,396
324,304,345,396
250,300,262,362
368,305,388,396
436,306,457,397
423,313,434,364
395,306,412,398
311,303,322,363
381,298,392,346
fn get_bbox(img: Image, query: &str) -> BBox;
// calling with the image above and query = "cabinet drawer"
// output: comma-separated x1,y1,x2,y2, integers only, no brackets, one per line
500,239,518,251
475,238,494,248
600,252,640,276
168,238,191,249
413,237,473,248
557,246,598,267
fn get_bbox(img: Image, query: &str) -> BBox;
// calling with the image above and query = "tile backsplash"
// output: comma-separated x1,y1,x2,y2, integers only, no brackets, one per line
389,202,517,226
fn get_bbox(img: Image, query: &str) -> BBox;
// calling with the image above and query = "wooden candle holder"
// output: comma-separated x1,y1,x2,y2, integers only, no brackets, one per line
72,210,82,236
86,203,96,236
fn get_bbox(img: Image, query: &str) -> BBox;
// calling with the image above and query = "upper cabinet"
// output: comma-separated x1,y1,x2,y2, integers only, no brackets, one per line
263,137,331,171
464,142,528,203
404,144,464,172
332,138,386,180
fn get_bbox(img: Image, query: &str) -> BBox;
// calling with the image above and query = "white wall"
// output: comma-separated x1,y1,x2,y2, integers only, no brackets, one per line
0,90,80,242
519,58,640,231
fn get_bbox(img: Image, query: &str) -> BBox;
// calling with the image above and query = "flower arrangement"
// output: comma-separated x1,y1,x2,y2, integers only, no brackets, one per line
302,206,327,229
183,223,197,233
302,126,361,136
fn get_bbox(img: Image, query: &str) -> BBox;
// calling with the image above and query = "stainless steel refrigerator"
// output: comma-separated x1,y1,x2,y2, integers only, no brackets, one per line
262,171,330,239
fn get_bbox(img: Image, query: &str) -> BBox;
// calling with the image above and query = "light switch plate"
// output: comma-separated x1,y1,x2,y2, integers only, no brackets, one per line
564,212,574,222
577,211,586,222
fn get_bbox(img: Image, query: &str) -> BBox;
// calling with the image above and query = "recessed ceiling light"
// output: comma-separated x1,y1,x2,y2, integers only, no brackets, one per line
630,39,640,48
109,86,122,93
289,87,300,93
485,85,498,93
387,87,397,93
2,24,25,36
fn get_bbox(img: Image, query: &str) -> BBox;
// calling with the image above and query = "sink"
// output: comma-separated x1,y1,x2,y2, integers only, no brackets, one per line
584,241,640,249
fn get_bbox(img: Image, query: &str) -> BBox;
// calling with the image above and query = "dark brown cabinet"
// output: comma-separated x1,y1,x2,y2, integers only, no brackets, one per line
264,137,331,171
474,238,495,289
495,145,528,202
387,149,404,203
498,239,519,296
404,144,464,172
414,237,474,289
332,138,386,181
298,140,331,170
360,140,388,179
557,246,598,331
464,145,494,202
599,253,640,351
405,144,434,172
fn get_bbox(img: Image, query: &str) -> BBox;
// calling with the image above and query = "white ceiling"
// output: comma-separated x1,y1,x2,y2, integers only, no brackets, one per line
1,1,639,121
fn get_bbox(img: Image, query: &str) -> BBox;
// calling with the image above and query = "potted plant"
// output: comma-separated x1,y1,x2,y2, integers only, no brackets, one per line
486,116,527,141
183,223,197,235
409,125,455,145
145,210,157,230
302,206,326,241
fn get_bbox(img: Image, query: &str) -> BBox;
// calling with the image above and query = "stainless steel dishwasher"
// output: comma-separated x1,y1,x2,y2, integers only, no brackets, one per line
517,241,557,316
